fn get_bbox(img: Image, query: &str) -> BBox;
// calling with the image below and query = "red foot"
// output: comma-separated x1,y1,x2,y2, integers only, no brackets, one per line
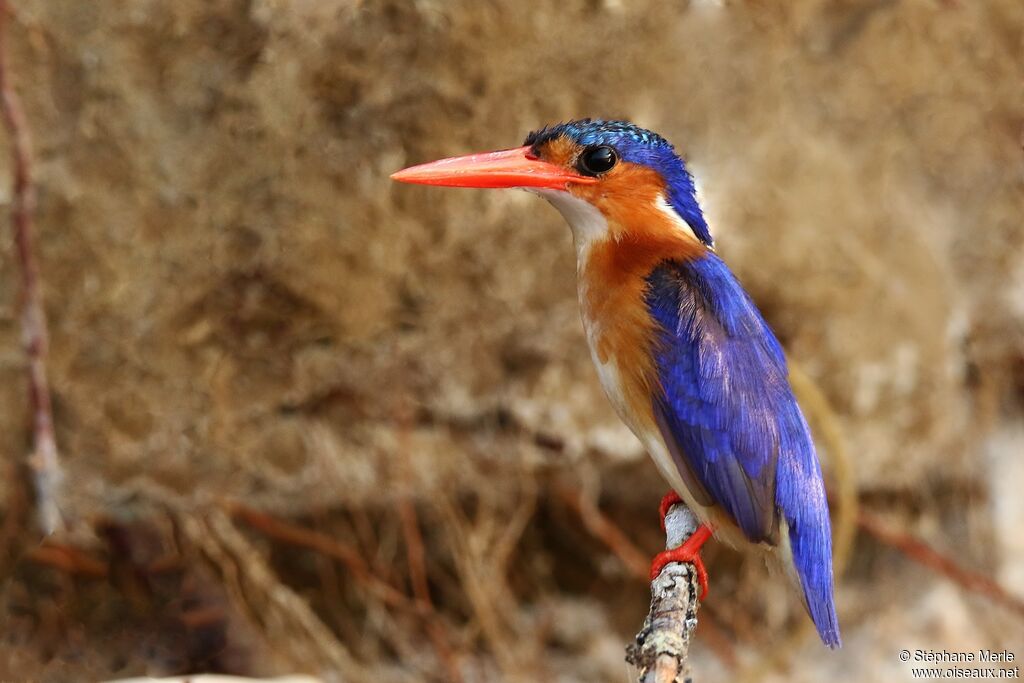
652,491,712,600
658,491,684,532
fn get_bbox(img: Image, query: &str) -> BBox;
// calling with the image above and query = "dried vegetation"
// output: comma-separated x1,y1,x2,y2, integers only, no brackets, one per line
0,1,1022,681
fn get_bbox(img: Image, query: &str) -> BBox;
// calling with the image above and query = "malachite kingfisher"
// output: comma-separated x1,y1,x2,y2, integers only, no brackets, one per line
391,119,841,648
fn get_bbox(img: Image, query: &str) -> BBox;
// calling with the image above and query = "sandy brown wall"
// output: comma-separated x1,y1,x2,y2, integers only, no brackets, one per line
1,1,1022,681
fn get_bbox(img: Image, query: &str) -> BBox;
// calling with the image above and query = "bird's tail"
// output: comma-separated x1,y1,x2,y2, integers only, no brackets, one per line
775,427,841,648
778,499,842,648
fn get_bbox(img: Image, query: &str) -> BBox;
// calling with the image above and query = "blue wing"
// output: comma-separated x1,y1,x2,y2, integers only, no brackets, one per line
645,254,841,647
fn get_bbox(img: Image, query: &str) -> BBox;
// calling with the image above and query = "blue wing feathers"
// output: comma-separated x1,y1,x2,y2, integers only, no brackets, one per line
645,254,840,647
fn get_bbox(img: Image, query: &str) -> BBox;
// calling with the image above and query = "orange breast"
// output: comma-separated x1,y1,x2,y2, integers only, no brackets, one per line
575,164,708,431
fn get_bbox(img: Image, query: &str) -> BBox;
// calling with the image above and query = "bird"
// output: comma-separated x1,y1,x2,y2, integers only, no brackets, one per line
391,118,841,648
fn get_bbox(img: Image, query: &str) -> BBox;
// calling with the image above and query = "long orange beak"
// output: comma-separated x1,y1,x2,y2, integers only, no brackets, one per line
390,145,597,190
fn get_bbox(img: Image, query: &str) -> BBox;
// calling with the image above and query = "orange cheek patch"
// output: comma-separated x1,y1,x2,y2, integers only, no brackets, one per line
573,162,705,258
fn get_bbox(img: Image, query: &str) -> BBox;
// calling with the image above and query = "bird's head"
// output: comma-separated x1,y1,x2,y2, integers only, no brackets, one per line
391,119,713,251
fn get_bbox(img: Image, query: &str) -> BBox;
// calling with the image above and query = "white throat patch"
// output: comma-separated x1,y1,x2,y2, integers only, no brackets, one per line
529,189,610,263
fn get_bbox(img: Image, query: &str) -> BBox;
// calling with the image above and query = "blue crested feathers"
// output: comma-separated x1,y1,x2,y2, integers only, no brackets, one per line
524,119,713,246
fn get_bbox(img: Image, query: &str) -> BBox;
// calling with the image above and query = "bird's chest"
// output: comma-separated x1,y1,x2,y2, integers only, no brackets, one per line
579,292,630,419
576,271,661,436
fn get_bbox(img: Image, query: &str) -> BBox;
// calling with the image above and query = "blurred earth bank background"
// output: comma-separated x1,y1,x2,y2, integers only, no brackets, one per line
0,0,1022,681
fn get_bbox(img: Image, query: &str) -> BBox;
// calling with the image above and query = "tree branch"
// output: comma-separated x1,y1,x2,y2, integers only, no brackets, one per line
858,509,1024,619
627,503,703,683
0,0,63,534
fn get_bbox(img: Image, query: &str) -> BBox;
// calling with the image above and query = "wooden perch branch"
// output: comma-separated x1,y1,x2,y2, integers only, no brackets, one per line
858,509,1024,619
0,0,63,535
627,503,703,683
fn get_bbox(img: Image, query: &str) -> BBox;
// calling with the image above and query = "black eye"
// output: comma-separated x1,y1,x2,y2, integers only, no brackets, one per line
578,145,618,175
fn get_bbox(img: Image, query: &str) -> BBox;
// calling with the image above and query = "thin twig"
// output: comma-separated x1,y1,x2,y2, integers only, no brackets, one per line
398,495,465,682
398,496,432,607
394,393,466,682
858,509,1024,619
0,0,62,535
26,542,108,578
393,400,433,607
554,484,650,579
228,501,411,608
0,458,27,571
627,503,702,683
233,500,469,680
181,507,368,677
435,491,525,678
